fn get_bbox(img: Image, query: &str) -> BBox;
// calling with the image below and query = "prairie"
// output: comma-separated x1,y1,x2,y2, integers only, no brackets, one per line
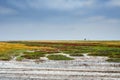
0,40,120,80
0,40,118,62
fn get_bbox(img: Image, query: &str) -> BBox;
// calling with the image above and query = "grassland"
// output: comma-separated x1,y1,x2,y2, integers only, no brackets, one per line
0,42,58,61
0,40,120,62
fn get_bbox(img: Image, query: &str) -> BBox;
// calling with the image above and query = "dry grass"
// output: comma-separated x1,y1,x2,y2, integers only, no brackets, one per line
0,42,57,61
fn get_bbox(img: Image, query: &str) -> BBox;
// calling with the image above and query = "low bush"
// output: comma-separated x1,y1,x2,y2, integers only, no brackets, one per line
69,53,83,56
0,56,11,61
47,55,74,60
22,52,45,59
107,58,120,62
16,56,24,61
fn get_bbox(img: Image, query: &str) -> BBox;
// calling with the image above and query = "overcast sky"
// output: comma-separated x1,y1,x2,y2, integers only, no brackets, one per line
0,0,120,41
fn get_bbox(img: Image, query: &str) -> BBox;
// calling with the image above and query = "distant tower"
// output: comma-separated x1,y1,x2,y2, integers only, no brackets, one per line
84,38,86,41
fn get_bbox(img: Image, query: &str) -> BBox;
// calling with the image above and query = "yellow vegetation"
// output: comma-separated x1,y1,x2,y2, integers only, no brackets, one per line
0,42,56,53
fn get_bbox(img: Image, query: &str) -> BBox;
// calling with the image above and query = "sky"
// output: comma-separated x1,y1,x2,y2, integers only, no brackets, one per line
0,0,120,41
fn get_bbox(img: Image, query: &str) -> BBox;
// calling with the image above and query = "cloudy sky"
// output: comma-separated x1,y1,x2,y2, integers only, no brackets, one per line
0,0,120,41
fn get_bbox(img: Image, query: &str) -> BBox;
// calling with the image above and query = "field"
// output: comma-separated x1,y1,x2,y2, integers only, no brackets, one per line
0,40,120,80
0,42,58,61
1,40,119,62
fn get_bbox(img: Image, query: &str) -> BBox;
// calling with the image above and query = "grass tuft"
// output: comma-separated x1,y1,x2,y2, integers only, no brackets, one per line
47,55,74,60
22,52,45,59
107,58,120,62
69,53,83,56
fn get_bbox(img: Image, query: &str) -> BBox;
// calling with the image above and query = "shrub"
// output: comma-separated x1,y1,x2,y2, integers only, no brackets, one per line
22,52,45,59
47,55,74,60
70,53,83,56
16,56,24,61
107,58,120,62
0,56,11,61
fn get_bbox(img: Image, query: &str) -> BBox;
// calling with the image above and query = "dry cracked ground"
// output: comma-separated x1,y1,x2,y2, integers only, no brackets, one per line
0,53,120,80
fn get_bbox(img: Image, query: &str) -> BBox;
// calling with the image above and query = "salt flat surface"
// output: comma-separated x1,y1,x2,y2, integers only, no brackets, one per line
0,54,120,80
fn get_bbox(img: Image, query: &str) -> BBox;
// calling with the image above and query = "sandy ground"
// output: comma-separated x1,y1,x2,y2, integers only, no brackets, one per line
0,53,120,80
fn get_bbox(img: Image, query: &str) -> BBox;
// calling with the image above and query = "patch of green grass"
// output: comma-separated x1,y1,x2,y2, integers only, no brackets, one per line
88,47,120,62
0,56,11,61
89,52,111,56
108,53,120,58
0,53,12,61
69,53,83,56
107,58,120,62
16,56,24,61
47,55,74,60
62,46,99,55
0,49,26,61
88,47,120,57
22,52,45,59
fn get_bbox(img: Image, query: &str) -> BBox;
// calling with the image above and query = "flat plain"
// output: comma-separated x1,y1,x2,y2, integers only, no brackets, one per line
0,40,120,80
